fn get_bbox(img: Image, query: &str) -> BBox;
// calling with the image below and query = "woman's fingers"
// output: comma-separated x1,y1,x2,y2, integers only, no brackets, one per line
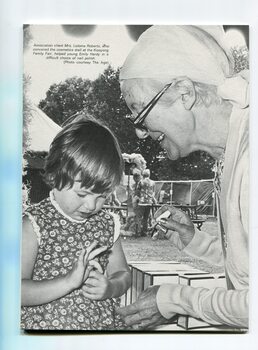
85,241,98,256
158,218,195,246
88,246,108,261
153,205,169,220
155,205,193,226
84,241,107,263
158,219,188,233
88,260,103,273
83,241,97,264
83,264,94,280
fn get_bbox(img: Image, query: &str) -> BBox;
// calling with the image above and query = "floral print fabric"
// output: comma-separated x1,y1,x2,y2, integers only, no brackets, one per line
21,196,125,330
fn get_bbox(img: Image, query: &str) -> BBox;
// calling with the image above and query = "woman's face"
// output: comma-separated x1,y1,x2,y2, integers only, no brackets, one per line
122,80,196,160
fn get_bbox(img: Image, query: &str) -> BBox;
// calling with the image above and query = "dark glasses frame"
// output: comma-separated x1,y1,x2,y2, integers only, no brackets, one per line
126,81,175,131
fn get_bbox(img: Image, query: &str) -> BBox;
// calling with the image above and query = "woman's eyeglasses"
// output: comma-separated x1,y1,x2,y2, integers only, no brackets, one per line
125,82,174,132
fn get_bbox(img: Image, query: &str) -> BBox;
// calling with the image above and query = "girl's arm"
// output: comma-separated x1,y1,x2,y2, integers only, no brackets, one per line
22,217,106,306
105,237,131,298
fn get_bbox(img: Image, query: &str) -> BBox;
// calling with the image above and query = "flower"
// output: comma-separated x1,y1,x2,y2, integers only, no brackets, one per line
62,257,69,264
49,230,56,237
52,319,60,327
75,297,83,304
79,303,86,310
60,308,67,316
39,320,47,328
77,315,84,323
52,220,60,227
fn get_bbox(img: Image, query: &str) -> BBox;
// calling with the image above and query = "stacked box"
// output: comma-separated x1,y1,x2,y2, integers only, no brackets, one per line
177,273,226,330
120,263,133,306
120,264,228,332
128,261,208,304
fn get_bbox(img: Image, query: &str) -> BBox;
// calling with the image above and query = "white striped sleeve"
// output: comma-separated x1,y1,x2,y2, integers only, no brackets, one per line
24,212,41,245
109,212,121,242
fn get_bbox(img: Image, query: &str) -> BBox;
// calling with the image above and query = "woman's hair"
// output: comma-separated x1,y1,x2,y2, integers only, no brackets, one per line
121,78,222,109
44,119,124,193
192,82,222,107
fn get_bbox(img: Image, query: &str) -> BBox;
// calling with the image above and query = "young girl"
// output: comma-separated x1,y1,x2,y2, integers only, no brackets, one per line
21,119,131,331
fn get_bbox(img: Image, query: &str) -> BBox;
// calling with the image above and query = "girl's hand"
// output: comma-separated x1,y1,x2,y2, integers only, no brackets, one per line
81,266,113,300
67,242,107,290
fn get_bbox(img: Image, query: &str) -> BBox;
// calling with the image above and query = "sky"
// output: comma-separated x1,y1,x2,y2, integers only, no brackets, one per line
24,25,247,105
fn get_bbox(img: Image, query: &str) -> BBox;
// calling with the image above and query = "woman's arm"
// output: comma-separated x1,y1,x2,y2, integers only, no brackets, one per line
22,217,107,306
156,283,248,328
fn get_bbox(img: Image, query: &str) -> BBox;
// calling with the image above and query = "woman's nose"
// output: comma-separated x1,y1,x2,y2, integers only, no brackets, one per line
135,128,149,139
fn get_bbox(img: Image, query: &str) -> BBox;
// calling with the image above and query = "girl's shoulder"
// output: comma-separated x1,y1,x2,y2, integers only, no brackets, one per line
24,196,51,217
89,209,115,228
23,198,51,246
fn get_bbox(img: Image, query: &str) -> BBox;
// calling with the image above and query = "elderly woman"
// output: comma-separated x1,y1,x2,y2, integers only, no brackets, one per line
117,25,248,329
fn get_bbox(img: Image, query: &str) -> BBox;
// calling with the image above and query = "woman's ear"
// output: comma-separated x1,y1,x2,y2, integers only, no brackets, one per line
175,78,196,110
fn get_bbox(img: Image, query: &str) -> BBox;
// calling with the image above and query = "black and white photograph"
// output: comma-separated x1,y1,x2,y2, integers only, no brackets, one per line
21,24,249,332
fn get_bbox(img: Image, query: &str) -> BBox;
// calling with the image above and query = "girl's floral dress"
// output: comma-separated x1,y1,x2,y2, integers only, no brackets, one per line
21,192,125,331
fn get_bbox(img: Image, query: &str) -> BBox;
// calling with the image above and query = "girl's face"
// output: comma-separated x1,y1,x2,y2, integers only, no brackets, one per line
53,180,110,221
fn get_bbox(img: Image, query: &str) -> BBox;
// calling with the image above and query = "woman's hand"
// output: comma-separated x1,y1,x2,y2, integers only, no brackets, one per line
154,205,195,248
116,285,176,330
67,242,107,290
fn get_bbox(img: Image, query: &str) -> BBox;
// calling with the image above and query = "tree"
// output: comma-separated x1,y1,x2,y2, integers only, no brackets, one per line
39,77,92,125
83,66,139,155
231,46,249,73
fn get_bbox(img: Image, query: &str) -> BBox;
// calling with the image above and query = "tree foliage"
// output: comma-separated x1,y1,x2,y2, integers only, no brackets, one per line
39,77,92,125
231,46,249,73
83,66,139,155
